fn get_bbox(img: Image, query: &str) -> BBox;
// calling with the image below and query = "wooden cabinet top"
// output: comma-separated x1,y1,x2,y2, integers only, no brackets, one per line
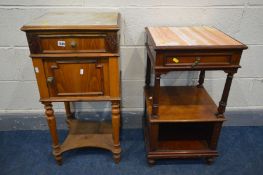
21,12,120,31
146,26,247,50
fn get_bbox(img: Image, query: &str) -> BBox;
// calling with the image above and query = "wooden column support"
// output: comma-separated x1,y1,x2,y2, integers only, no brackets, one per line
197,70,205,88
64,102,74,128
152,73,161,118
111,100,121,163
145,54,152,88
217,72,235,118
42,102,62,165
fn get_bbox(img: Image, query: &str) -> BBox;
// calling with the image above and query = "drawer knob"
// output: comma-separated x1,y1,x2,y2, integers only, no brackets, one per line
172,57,179,63
70,41,77,48
192,57,201,68
47,77,54,84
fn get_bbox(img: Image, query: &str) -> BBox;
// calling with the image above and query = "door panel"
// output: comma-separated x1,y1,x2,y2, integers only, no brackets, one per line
44,59,109,97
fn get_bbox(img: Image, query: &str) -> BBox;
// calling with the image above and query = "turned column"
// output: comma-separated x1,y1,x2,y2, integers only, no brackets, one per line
64,102,74,128
152,73,161,118
111,100,121,163
217,72,235,118
145,54,152,88
42,102,62,165
197,70,205,88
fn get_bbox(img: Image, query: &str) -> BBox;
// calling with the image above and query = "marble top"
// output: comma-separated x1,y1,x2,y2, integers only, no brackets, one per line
22,12,119,30
147,26,246,48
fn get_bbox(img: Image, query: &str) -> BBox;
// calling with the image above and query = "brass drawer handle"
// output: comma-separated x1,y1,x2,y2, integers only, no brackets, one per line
192,57,201,68
47,77,54,84
172,57,179,63
70,41,77,48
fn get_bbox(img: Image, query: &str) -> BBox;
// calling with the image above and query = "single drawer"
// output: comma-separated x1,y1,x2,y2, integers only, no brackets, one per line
39,34,108,53
164,55,231,68
26,32,118,54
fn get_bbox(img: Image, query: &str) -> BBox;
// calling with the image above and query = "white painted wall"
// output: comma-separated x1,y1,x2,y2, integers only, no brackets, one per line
0,0,262,113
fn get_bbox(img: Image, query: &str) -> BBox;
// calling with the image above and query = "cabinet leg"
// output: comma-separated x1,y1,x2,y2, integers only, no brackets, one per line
43,102,62,165
64,102,74,128
152,73,161,117
197,70,205,88
111,101,121,164
217,72,234,118
145,54,152,88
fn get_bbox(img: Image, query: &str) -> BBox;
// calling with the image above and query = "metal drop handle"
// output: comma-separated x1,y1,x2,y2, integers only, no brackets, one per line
192,57,201,68
70,41,77,48
47,77,54,84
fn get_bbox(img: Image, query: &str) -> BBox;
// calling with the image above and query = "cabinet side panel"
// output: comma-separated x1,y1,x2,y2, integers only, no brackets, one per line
109,57,120,98
100,58,110,96
32,58,49,98
231,50,243,65
26,32,41,54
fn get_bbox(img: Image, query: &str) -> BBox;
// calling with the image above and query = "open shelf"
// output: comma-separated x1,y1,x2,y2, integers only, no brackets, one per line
145,86,225,123
144,121,219,158
158,140,209,151
158,122,212,151
59,120,114,154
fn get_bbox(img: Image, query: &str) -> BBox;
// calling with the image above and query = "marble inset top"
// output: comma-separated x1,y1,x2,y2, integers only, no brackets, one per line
21,12,119,30
147,26,246,49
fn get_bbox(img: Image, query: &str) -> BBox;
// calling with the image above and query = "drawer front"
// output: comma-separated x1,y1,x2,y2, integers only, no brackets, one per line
40,34,107,53
44,58,109,97
164,55,231,68
26,32,118,54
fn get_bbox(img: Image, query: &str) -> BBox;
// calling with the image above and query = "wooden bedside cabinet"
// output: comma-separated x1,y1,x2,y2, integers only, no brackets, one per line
21,12,121,165
144,26,247,165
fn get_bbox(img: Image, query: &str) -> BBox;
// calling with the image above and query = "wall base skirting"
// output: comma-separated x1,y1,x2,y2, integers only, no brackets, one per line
0,109,262,131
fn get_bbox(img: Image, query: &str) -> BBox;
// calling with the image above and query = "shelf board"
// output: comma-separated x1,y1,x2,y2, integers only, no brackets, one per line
144,120,219,158
158,139,209,151
145,86,225,123
59,120,115,154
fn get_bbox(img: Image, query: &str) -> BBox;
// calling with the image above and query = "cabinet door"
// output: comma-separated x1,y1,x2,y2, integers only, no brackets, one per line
44,58,109,97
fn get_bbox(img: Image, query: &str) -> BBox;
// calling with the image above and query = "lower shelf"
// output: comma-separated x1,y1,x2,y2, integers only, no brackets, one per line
144,117,222,162
143,85,224,163
58,120,116,154
158,139,209,151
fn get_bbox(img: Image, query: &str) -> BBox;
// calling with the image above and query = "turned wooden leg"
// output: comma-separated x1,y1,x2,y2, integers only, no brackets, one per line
64,102,74,128
111,101,121,164
152,73,161,118
217,72,234,118
145,54,152,88
197,70,205,88
43,102,62,165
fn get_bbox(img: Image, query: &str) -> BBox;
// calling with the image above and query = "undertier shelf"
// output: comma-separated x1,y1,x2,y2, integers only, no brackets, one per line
145,86,225,123
157,122,213,151
144,122,219,158
59,120,114,154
